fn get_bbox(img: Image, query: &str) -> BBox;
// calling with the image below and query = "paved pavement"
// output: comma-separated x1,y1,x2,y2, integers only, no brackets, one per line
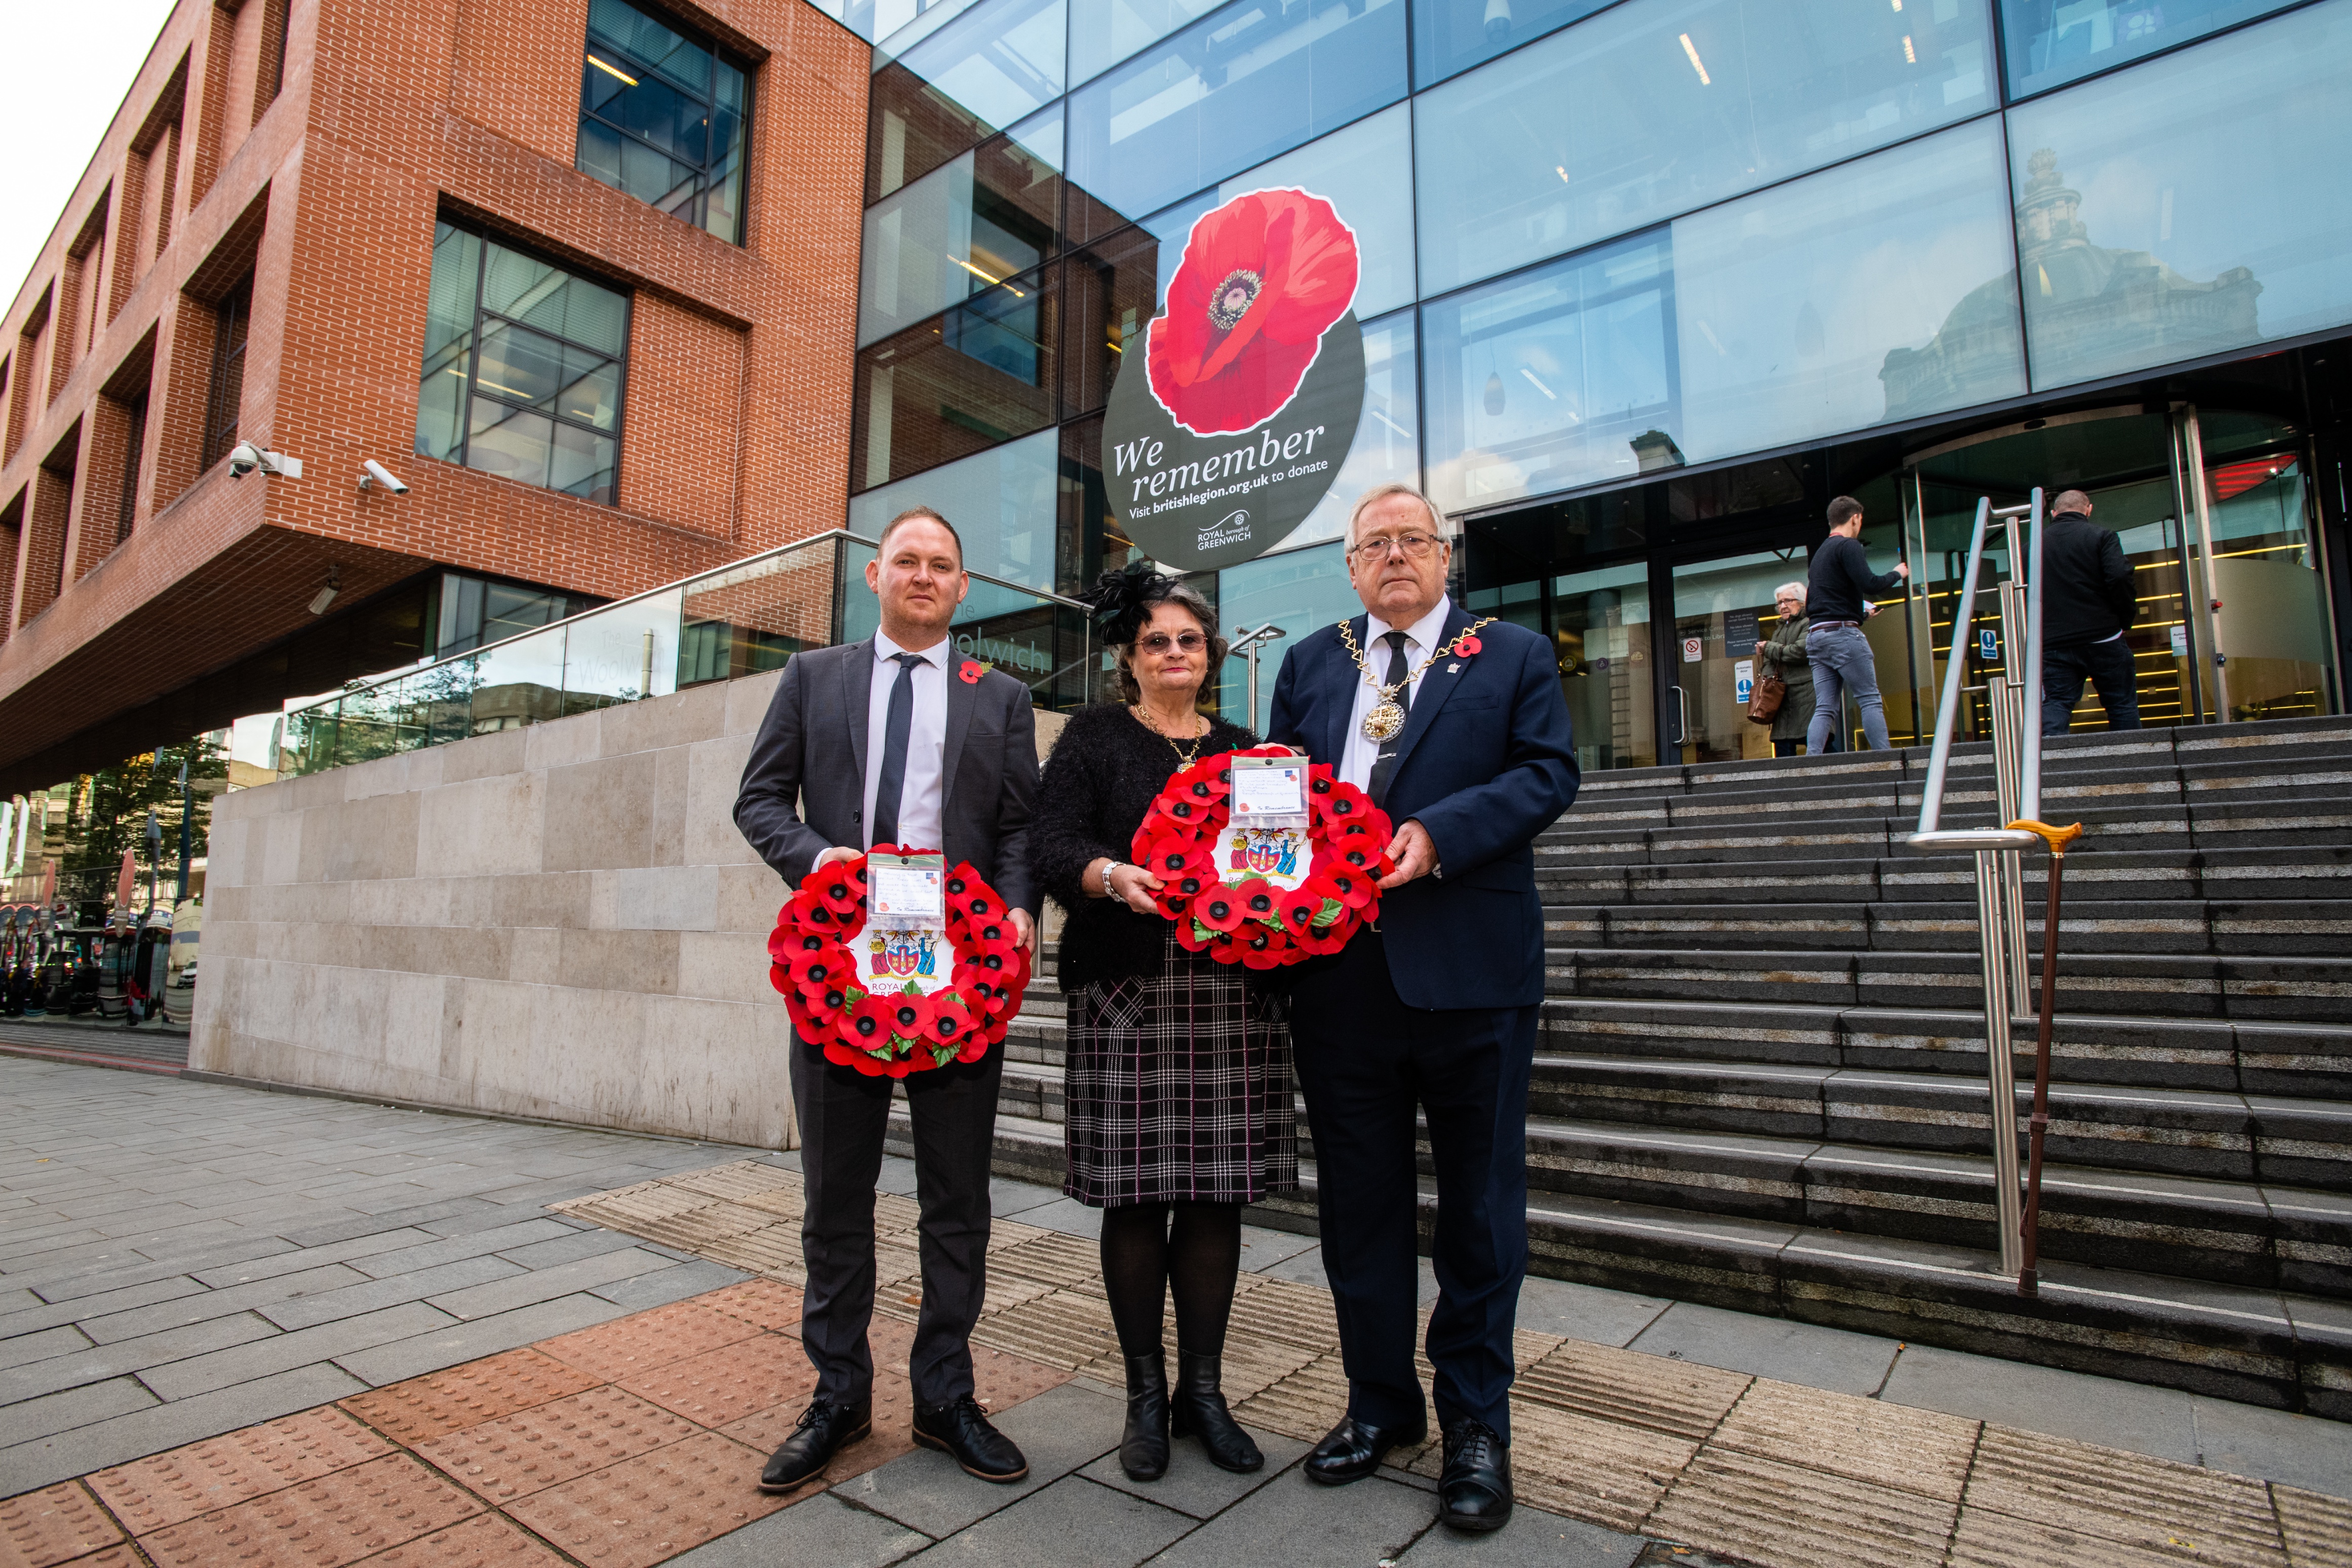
5,1054,2351,1568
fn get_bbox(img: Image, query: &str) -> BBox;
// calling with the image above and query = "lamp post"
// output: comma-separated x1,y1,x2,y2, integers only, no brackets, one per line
176,760,193,905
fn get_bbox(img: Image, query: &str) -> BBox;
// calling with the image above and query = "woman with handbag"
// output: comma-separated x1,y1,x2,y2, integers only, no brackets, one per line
1755,582,1821,758
1030,561,1298,1483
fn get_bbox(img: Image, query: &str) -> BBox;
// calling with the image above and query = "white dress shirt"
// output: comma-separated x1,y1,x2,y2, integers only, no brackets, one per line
1340,595,1454,792
861,631,949,853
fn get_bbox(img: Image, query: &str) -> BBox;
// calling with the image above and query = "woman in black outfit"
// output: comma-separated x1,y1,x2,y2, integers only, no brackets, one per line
1031,564,1297,1482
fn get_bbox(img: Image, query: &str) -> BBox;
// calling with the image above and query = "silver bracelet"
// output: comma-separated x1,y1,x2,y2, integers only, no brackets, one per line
1098,860,1127,896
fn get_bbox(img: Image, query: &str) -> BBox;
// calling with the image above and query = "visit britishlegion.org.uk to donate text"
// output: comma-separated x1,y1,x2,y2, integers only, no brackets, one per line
1113,424,1332,519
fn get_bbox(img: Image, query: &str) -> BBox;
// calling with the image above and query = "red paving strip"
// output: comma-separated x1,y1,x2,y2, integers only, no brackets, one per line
18,1281,1074,1568
89,1407,395,1534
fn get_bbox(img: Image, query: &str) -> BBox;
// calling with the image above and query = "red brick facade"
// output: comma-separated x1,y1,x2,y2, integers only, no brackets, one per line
0,0,868,793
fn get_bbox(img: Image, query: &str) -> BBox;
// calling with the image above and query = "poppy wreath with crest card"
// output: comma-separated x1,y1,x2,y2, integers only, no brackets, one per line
766,847,1031,1078
1128,746,1393,969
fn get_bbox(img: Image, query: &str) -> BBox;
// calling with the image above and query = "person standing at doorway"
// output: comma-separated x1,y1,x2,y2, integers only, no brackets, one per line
1755,581,1818,758
2039,489,2141,735
734,506,1041,1494
1267,483,1578,1535
1806,496,1909,753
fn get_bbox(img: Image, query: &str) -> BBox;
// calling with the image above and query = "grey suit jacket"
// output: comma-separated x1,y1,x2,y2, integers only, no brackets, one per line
732,640,1042,915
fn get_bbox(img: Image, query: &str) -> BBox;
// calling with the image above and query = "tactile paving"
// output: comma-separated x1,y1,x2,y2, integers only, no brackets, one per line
1232,1351,1351,1445
1647,1445,1958,1568
987,1231,1104,1291
91,1405,395,1534
1515,1338,1752,1441
968,1287,1121,1371
339,1351,603,1447
985,1219,1048,1252
691,1277,802,1331
536,1302,761,1384
1961,1424,2287,1568
2273,1484,2352,1568
720,1373,918,1488
694,1225,805,1280
1222,1275,1342,1353
617,1330,815,1426
501,1431,785,1568
1416,1398,1696,1537
1946,1503,2269,1568
554,1182,721,1227
871,1193,924,1237
970,1344,1075,1412
0,1481,126,1568
569,1203,768,1256
343,1510,569,1567
412,1387,699,1503
136,1453,482,1568
875,1272,1052,1326
659,1161,801,1204
1709,1380,1979,1502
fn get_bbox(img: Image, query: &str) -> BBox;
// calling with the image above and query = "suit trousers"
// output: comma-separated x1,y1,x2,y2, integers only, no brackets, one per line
790,1038,1003,1408
1288,926,1538,1438
2042,635,2141,736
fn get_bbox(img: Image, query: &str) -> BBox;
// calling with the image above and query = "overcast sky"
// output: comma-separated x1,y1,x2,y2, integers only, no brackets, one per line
1,0,178,304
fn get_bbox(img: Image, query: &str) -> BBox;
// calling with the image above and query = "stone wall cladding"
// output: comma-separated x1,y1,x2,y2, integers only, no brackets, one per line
191,668,798,1148
0,0,868,786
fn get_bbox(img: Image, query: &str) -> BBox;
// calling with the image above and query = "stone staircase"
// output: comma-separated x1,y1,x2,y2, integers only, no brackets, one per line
894,714,2352,1417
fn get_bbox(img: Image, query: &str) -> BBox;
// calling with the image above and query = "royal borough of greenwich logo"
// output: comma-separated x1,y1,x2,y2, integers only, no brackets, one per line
1102,187,1366,574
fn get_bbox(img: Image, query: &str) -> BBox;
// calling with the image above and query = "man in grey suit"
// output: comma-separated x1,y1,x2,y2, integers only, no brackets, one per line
735,507,1041,1491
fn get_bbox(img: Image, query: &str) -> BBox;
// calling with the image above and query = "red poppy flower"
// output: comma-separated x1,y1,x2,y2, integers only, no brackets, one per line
1291,918,1352,956
1136,837,1195,880
845,995,896,1050
1457,635,1483,655
789,949,846,990
786,889,839,932
769,962,793,996
800,983,849,1023
924,1005,968,1048
959,661,985,684
768,926,821,965
1146,188,1360,437
1277,887,1323,935
1325,868,1375,910
1196,888,1244,931
885,992,934,1041
1240,927,1290,969
824,1042,895,1076
1319,787,1364,824
813,867,862,918
1174,919,1211,953
1233,878,1280,923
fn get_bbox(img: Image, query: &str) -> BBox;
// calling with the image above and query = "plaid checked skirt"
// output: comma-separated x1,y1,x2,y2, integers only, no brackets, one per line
1063,929,1299,1208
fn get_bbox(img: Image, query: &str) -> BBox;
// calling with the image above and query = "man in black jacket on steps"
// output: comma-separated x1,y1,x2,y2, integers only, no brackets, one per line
1805,496,1909,754
2038,489,2141,735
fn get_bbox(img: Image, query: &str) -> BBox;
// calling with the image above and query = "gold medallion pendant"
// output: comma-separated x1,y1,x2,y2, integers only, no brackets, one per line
1361,699,1406,742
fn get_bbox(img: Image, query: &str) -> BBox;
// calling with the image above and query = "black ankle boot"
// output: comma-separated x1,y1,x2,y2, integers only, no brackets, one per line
1171,1350,1263,1473
1120,1351,1170,1480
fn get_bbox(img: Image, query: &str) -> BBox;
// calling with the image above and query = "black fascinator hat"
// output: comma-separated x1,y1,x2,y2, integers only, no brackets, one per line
1086,559,1174,648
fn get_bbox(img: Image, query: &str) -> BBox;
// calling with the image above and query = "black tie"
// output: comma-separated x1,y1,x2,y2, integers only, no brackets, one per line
871,651,922,848
1368,631,1413,807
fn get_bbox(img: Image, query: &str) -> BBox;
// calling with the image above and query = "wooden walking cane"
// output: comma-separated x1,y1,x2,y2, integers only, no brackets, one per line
2009,817,2084,1298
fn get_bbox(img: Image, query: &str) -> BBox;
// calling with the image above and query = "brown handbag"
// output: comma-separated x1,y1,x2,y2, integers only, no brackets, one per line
1746,665,1786,725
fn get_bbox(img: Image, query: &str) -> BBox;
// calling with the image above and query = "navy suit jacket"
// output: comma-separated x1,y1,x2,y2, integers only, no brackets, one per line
1267,605,1578,1011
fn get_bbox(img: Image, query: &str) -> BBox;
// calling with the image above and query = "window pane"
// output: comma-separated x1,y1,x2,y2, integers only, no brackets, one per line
859,120,1062,348
849,425,1062,592
702,93,746,243
1423,230,1677,516
587,0,712,99
581,52,709,167
1274,307,1420,554
484,243,630,355
2006,0,2352,391
1070,0,1223,89
1060,223,1161,418
1413,0,1611,88
550,422,618,504
2002,0,2301,98
895,0,1066,140
1219,102,1414,320
1066,0,1408,228
854,265,1062,491
466,398,557,487
416,223,479,461
1673,119,2025,463
1414,0,1995,297
1216,540,1356,731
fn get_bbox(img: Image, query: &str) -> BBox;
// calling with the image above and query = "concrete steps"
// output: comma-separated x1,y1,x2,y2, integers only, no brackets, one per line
906,713,2352,1413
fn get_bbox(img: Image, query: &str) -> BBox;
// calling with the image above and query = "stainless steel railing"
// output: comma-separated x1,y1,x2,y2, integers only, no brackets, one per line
1907,489,2045,1280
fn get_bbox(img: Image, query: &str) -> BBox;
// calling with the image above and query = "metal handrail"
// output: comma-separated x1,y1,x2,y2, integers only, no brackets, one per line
1910,493,2043,853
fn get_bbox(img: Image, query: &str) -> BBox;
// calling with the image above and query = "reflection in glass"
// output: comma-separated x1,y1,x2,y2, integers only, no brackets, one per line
1671,548,1816,763
1218,104,1415,320
1422,231,1677,516
577,0,748,243
2005,2,2352,391
866,0,1066,203
854,264,1061,492
1270,308,1419,556
1413,0,1994,297
1550,560,1655,772
1214,542,1359,732
560,589,682,714
1070,0,1225,89
1414,0,1613,87
679,554,832,686
1065,0,1407,227
1673,120,2024,464
849,425,1062,592
1061,225,1162,419
468,627,569,734
417,224,480,461
836,540,1092,710
2193,415,2334,723
859,121,1063,347
2001,0,2298,98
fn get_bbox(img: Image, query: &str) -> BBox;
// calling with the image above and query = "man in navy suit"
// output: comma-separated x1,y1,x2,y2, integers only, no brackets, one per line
1267,483,1578,1533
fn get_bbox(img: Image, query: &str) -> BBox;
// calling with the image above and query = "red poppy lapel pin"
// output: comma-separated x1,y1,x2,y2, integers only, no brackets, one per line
958,660,986,684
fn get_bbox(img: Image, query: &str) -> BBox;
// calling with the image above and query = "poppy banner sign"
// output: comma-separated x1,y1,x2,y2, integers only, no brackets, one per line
1104,187,1366,574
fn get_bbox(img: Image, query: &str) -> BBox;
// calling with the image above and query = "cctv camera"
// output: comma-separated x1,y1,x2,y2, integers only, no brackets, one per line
228,441,264,478
360,460,409,494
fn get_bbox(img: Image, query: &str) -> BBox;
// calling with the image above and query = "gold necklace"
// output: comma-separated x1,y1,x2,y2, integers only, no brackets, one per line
1131,704,1206,766
1338,616,1498,741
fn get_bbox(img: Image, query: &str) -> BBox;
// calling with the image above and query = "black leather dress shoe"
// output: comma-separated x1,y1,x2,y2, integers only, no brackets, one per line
758,1398,872,1492
1303,1414,1427,1485
912,1393,1030,1482
1436,1419,1513,1532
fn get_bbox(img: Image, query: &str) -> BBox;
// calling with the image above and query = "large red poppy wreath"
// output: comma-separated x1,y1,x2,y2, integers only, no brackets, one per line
1130,748,1393,969
767,848,1031,1078
1146,188,1360,437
